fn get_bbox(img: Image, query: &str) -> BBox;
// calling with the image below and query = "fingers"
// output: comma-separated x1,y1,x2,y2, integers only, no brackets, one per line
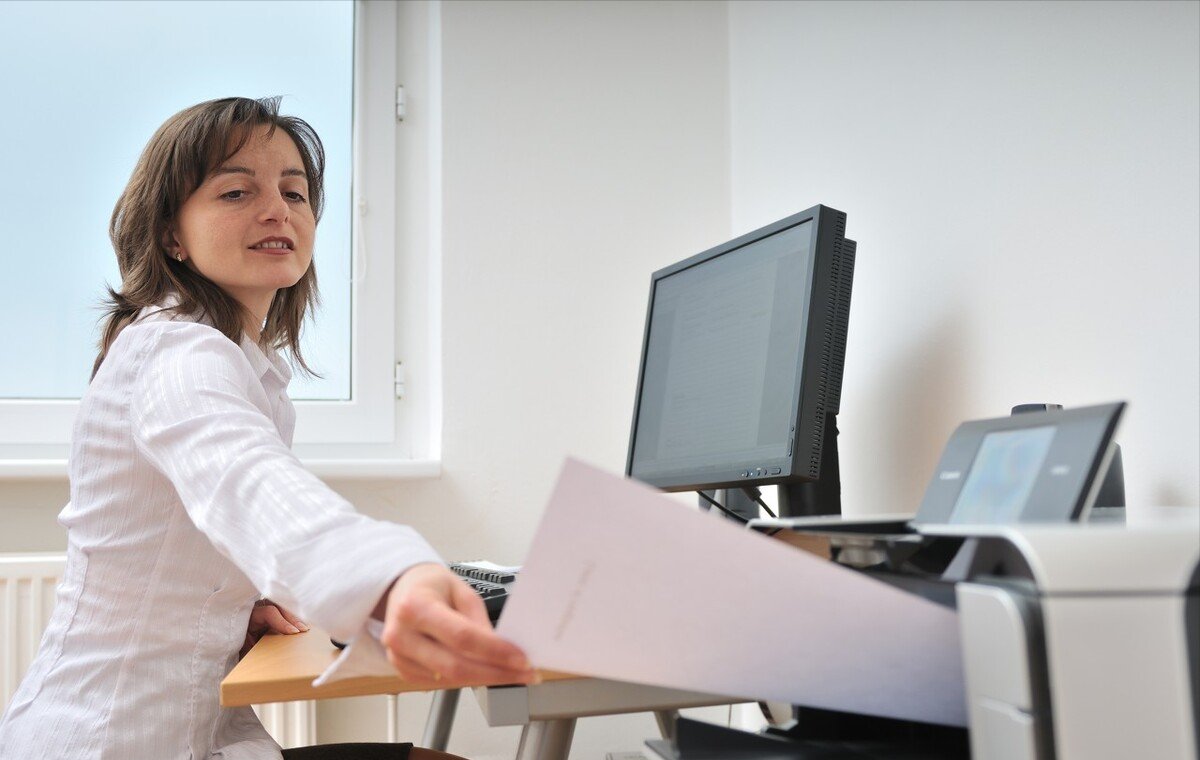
384,626,535,685
384,649,439,683
252,603,309,635
274,604,310,632
258,605,297,634
381,565,535,685
398,591,527,669
449,576,495,629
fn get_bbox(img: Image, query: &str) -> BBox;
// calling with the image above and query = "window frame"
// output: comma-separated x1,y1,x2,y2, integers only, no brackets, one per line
0,0,442,479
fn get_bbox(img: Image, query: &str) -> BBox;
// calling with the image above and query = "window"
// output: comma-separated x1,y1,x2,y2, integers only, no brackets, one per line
0,1,439,476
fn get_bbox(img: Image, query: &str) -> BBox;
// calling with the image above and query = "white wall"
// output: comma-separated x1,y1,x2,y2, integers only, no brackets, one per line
729,0,1200,516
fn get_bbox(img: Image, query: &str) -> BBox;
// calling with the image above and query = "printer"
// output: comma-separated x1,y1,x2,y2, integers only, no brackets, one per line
650,402,1200,760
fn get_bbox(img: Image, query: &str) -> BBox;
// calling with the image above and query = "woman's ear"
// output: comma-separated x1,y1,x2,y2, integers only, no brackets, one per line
162,229,186,262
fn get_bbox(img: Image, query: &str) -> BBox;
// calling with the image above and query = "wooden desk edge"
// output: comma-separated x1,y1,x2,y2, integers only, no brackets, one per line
221,629,576,707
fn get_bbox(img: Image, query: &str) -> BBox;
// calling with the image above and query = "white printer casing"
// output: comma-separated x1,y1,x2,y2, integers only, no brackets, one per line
922,509,1199,760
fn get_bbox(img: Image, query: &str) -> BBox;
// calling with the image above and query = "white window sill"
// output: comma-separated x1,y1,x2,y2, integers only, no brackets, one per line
0,458,442,482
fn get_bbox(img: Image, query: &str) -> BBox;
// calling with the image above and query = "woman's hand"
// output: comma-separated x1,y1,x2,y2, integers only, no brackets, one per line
241,599,309,658
378,562,537,686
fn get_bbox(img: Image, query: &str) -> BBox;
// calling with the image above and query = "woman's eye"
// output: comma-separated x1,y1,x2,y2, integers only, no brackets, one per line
285,191,308,203
221,190,247,200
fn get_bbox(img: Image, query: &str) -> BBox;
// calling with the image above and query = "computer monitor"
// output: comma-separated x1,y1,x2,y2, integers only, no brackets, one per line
625,205,856,518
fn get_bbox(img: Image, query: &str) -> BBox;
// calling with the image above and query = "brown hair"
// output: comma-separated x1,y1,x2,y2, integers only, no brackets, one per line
94,96,325,377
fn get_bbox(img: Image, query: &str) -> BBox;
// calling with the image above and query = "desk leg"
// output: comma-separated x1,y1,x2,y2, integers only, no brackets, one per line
514,718,576,760
421,688,461,751
653,710,678,742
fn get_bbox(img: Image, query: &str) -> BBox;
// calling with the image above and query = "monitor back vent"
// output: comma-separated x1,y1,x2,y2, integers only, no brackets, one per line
826,240,856,415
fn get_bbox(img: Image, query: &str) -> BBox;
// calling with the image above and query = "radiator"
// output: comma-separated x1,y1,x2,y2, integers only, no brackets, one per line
0,552,315,747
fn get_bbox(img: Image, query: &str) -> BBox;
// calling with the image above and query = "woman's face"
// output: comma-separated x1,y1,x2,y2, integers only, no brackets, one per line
170,125,315,321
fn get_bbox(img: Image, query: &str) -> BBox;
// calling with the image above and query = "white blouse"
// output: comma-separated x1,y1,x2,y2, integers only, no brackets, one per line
0,306,441,759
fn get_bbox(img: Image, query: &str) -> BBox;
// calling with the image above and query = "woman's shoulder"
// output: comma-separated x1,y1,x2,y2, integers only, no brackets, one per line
108,317,252,382
115,315,225,352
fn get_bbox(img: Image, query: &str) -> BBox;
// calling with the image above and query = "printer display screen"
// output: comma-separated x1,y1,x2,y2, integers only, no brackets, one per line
950,425,1057,523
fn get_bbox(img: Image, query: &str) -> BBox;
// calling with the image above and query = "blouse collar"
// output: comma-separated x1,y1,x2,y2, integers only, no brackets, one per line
238,333,293,387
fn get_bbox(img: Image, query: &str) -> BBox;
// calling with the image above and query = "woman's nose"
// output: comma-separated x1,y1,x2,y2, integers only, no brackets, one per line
258,191,290,223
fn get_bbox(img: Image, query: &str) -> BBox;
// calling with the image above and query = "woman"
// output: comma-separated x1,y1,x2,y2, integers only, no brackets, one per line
0,97,534,759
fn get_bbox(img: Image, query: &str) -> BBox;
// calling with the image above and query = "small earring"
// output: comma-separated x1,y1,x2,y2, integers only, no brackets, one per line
175,252,184,262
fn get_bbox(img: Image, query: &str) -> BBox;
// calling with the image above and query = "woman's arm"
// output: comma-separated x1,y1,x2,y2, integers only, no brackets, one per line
129,323,531,682
127,324,429,637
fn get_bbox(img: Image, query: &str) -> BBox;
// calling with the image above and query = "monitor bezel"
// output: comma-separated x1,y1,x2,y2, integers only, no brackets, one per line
625,204,848,493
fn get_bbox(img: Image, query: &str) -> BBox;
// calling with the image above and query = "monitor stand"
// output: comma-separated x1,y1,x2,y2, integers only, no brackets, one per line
778,412,842,518
700,413,843,521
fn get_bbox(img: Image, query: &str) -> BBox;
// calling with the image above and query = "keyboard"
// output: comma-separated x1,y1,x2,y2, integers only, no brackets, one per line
451,561,517,623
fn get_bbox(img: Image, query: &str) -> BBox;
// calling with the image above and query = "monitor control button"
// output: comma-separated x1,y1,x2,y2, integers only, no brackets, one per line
770,467,782,475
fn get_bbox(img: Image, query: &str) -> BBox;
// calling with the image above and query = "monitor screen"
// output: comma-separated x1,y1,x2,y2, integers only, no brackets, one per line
629,222,814,484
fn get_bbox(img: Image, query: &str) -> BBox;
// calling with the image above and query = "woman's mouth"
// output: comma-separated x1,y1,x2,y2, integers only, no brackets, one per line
249,237,295,255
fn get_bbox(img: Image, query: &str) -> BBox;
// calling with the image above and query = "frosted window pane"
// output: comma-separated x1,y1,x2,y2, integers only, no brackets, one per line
0,0,352,401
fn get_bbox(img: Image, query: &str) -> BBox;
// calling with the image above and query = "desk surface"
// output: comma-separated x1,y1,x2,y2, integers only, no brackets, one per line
220,628,575,706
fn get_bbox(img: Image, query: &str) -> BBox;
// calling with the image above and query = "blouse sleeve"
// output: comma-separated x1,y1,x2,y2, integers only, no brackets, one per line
129,322,442,643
